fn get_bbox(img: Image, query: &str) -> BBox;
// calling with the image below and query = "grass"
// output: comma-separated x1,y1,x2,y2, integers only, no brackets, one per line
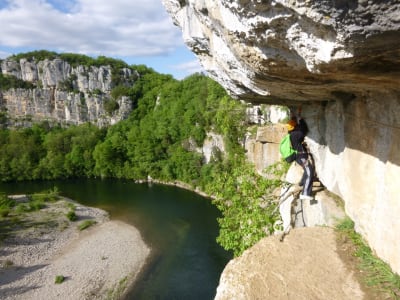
1,188,60,217
0,189,63,242
78,220,96,231
336,217,400,299
106,276,128,300
65,202,78,221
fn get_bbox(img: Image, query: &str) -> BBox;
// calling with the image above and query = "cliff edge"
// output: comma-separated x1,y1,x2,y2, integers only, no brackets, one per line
215,226,383,300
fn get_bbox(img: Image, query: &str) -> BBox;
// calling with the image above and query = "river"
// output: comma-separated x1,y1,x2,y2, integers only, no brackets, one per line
0,179,232,300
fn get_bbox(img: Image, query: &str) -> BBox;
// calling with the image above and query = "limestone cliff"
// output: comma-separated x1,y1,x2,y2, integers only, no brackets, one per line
0,57,137,127
162,0,400,275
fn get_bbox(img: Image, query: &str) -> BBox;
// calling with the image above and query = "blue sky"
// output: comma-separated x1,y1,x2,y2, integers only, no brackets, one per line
0,0,204,79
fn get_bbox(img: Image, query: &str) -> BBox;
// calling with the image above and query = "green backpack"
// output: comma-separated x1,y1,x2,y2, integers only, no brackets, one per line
279,134,297,163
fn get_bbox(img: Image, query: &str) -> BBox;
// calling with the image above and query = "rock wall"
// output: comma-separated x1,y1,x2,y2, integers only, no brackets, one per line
305,91,400,275
162,0,400,273
245,124,286,175
0,58,137,127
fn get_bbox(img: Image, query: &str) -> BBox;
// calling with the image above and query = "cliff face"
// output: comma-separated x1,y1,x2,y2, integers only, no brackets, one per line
0,58,137,127
162,0,400,274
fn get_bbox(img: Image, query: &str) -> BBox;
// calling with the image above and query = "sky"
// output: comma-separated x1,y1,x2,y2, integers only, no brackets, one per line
0,0,204,79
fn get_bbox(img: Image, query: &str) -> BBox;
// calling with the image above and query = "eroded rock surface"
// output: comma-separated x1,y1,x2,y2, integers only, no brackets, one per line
215,227,365,300
162,0,400,104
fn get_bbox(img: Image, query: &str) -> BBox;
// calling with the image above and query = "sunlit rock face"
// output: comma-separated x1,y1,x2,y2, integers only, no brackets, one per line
162,0,400,274
0,58,137,127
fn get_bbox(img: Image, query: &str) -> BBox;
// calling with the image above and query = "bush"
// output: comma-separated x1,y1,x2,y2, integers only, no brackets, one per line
0,208,10,217
104,99,119,115
55,275,65,284
66,210,77,221
111,85,129,100
15,203,31,213
0,73,36,90
30,188,60,202
29,200,45,211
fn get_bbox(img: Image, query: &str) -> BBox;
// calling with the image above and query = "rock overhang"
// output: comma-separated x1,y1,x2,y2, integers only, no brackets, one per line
162,0,400,105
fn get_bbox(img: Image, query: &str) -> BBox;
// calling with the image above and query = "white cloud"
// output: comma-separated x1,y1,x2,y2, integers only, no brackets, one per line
0,0,184,57
0,50,11,59
173,59,204,76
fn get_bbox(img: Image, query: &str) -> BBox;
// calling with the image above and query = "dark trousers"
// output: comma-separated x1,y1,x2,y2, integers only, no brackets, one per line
296,156,314,196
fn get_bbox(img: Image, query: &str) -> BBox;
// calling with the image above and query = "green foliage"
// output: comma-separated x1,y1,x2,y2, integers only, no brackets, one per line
15,200,43,213
9,50,129,70
66,210,77,221
0,193,15,217
103,99,120,115
336,218,400,299
0,73,36,90
30,187,60,202
78,220,96,231
58,74,77,92
0,110,8,128
10,50,58,62
110,85,130,100
0,208,10,217
55,275,65,284
202,160,284,256
106,276,128,300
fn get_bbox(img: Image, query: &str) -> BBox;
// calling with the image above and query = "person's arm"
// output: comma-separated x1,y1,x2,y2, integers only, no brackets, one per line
297,117,309,135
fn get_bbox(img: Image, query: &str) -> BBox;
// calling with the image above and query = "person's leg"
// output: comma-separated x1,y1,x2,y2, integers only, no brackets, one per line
298,157,313,198
279,195,295,234
303,161,313,196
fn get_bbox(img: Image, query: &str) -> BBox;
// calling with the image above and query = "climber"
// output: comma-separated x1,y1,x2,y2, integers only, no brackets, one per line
286,108,314,201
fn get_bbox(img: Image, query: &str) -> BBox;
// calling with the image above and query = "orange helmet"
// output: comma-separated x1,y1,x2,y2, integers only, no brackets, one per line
286,119,297,131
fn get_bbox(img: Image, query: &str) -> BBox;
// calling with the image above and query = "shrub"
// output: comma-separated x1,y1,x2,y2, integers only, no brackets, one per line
0,194,15,209
28,200,45,211
30,187,60,203
55,275,65,284
0,73,36,90
104,99,119,115
0,208,10,217
66,210,77,221
110,85,129,100
15,203,31,213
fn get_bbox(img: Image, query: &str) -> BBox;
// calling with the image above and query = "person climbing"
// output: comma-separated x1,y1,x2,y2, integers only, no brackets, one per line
286,108,314,201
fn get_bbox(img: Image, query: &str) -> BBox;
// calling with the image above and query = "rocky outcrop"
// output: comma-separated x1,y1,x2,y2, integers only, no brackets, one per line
0,58,137,127
162,0,400,274
215,227,365,300
162,0,399,103
245,124,286,175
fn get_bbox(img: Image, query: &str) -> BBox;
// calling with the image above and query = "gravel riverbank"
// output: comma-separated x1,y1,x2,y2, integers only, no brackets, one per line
0,197,150,300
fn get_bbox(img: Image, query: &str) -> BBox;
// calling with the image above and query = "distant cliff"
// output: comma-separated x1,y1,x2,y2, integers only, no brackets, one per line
0,54,138,127
163,0,400,275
